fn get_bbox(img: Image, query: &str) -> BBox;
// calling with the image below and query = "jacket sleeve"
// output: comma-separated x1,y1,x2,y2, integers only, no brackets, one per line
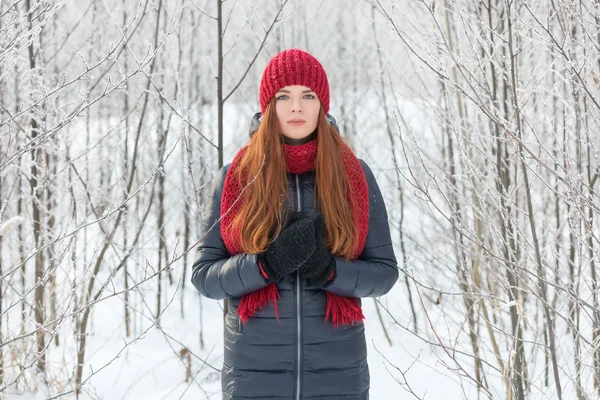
324,160,399,298
190,164,270,299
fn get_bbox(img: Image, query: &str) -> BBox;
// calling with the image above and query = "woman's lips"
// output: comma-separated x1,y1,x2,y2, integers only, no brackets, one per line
288,120,306,126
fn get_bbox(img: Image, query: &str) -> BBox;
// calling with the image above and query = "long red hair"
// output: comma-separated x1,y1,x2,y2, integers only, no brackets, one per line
231,99,357,260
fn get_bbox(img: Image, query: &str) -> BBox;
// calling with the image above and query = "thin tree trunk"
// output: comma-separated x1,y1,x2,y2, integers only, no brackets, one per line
180,7,190,317
157,98,165,324
122,7,131,339
25,0,47,376
0,174,4,386
217,0,228,319
188,14,205,347
442,0,483,390
46,9,59,348
75,0,94,386
475,3,508,393
156,96,172,322
47,150,58,347
505,1,562,398
65,143,81,389
586,112,600,396
575,2,600,392
492,6,527,397
217,0,223,169
0,7,5,381
13,61,27,335
157,2,177,318
181,137,190,311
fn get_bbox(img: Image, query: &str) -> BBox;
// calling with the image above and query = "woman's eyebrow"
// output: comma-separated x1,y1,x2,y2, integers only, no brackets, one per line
276,89,315,93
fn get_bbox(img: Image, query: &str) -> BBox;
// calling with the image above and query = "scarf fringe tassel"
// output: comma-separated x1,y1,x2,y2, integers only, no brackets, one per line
237,283,281,324
325,291,365,329
237,284,365,329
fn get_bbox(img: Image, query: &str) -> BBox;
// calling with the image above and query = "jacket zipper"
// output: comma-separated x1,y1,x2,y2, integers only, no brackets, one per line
295,174,302,400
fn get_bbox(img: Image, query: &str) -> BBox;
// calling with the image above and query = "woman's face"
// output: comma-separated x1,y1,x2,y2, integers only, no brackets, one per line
274,85,320,140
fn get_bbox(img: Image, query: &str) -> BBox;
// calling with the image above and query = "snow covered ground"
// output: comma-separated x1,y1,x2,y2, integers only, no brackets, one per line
4,281,484,400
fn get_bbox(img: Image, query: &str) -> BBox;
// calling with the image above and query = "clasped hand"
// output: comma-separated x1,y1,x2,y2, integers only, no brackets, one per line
257,212,336,287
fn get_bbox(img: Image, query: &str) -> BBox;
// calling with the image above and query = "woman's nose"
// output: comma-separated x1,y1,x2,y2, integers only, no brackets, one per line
290,98,302,112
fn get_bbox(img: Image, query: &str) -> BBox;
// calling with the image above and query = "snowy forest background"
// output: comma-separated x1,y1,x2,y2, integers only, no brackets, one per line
1,0,600,399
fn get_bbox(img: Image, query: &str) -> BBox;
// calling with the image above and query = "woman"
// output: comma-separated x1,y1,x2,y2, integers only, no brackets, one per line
192,48,398,400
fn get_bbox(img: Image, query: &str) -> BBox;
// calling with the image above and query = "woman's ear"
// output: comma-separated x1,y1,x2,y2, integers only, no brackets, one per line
248,112,263,138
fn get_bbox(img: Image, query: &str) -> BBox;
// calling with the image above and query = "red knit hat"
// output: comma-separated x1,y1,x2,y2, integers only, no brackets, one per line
259,48,330,114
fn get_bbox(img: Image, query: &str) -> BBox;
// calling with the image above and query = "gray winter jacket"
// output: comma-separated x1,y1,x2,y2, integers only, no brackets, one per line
191,159,399,400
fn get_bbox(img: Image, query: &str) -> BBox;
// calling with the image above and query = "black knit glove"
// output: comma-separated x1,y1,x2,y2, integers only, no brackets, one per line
258,212,316,283
299,214,336,288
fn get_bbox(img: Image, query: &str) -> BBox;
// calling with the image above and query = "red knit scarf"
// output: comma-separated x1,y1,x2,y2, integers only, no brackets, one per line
220,138,369,329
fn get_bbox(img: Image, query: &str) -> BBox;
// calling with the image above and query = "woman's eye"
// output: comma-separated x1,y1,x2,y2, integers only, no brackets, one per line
275,94,314,100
